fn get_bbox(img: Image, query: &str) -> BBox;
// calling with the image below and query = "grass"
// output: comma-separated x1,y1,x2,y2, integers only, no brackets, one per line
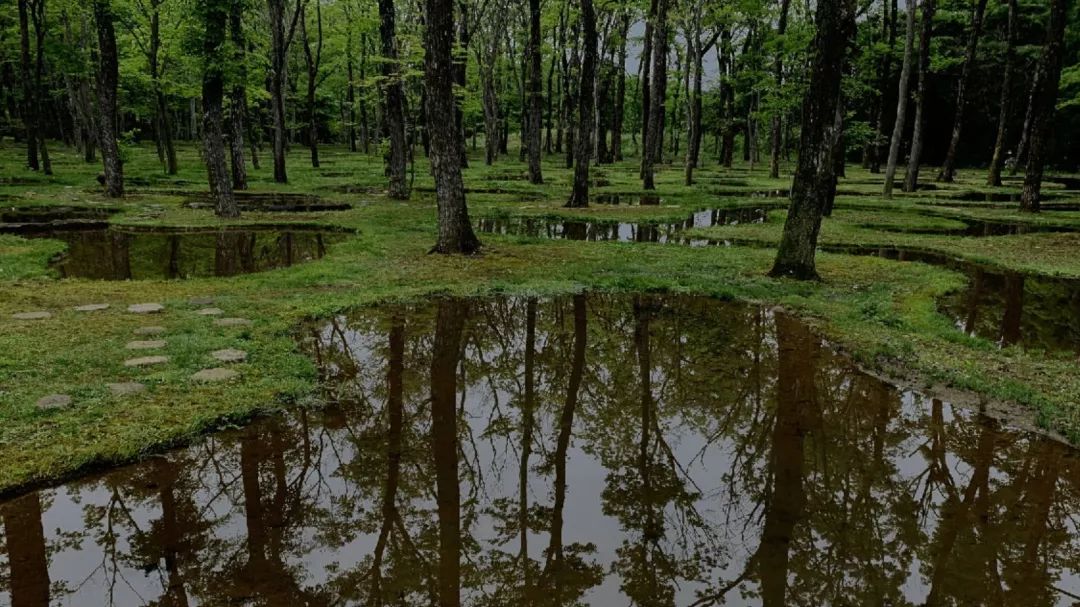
2,141,1080,493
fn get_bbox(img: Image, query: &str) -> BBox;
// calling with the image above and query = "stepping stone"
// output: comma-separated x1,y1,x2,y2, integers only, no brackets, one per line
126,340,166,350
214,317,252,328
189,297,215,306
128,303,164,314
211,348,247,363
36,394,72,410
124,355,169,367
134,326,166,336
191,368,239,383
106,382,146,396
74,304,110,312
12,311,51,320
197,307,224,316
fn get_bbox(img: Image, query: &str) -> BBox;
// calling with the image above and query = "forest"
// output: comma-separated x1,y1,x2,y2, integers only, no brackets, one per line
3,0,1080,604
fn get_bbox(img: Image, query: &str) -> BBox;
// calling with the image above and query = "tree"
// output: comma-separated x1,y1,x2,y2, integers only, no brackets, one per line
883,0,917,199
1020,0,1069,213
426,0,481,253
768,0,793,180
18,0,50,174
987,0,1019,187
642,0,669,190
525,0,543,184
299,0,324,168
902,0,936,193
93,0,124,198
199,0,238,218
228,0,248,189
378,0,409,199
769,0,857,279
266,0,304,183
566,0,597,208
937,0,990,183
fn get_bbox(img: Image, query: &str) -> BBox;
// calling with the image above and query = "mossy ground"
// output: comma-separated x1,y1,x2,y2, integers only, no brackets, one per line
3,142,1080,493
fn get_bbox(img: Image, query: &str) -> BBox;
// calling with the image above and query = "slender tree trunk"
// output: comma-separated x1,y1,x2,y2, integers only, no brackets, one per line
902,0,936,193
770,0,857,279
379,0,409,198
769,0,793,179
865,0,896,173
454,1,470,169
149,3,178,175
526,0,544,183
566,0,597,207
201,0,238,218
426,0,481,254
937,0,989,182
93,0,123,197
987,0,1019,187
228,0,248,189
300,2,322,168
267,0,297,183
612,14,629,161
884,0,917,198
639,0,658,178
642,0,668,190
563,20,580,170
1020,0,1069,213
1012,65,1041,176
18,0,39,171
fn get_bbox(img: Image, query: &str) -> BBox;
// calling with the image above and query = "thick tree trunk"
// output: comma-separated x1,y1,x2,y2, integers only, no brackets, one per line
201,0,238,218
566,0,597,207
769,0,856,280
228,0,248,190
937,0,989,182
378,0,409,198
1020,0,1069,213
525,0,544,183
884,0,917,199
769,0,793,179
426,0,481,254
902,0,937,193
987,0,1019,187
93,0,124,197
642,0,668,190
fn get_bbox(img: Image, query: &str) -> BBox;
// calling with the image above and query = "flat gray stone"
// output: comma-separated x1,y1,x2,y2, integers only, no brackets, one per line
107,382,146,395
197,307,224,316
189,297,215,306
134,326,166,336
124,355,169,367
74,304,110,312
36,394,72,410
12,311,51,320
211,348,247,363
126,340,166,350
128,303,164,314
214,317,252,328
191,368,239,383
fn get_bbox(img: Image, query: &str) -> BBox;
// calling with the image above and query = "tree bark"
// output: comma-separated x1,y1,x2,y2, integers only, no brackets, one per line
18,0,40,171
201,0,238,218
642,0,668,190
149,0,178,175
987,0,1019,187
228,0,248,189
93,0,124,197
769,0,856,280
525,0,544,183
267,0,301,183
639,0,658,178
883,0,917,199
1020,0,1069,213
902,0,936,193
612,14,629,162
865,0,897,173
300,1,322,168
937,0,989,182
565,0,597,207
378,0,410,198
769,0,793,179
426,0,481,253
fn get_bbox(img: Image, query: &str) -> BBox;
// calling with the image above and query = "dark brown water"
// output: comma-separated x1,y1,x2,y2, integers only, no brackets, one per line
4,294,1080,606
27,227,343,280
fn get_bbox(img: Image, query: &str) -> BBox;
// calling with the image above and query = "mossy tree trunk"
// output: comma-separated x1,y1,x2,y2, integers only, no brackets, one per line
378,0,410,199
1020,0,1069,213
93,0,124,198
200,0,238,218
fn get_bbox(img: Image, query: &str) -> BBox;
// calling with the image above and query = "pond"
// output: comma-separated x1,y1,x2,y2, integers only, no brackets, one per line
3,293,1080,606
27,227,345,280
477,207,771,243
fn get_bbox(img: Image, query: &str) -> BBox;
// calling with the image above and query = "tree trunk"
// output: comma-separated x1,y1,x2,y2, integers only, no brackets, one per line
902,0,937,193
639,0,658,178
612,15,629,162
93,0,124,197
884,0,917,199
987,0,1019,187
937,0,989,182
769,0,793,179
300,2,322,169
865,0,896,173
563,20,580,170
526,0,544,183
228,0,248,190
454,1,470,169
769,0,857,280
1020,0,1069,213
267,0,297,183
1012,65,1041,176
566,0,597,207
19,0,40,171
426,0,481,254
201,0,238,218
379,0,409,198
642,0,668,190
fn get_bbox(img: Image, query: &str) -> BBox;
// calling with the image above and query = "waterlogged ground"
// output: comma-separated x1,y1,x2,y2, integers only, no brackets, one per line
3,294,1080,606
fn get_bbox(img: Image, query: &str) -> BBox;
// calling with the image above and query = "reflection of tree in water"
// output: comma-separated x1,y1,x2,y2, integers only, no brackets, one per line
7,294,1080,606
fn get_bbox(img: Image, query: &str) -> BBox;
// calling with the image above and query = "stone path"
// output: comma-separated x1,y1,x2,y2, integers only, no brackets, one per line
126,340,166,350
192,368,239,383
124,355,170,367
128,303,164,314
74,304,110,312
212,349,247,363
107,382,146,395
12,311,51,320
36,394,72,410
197,307,224,316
